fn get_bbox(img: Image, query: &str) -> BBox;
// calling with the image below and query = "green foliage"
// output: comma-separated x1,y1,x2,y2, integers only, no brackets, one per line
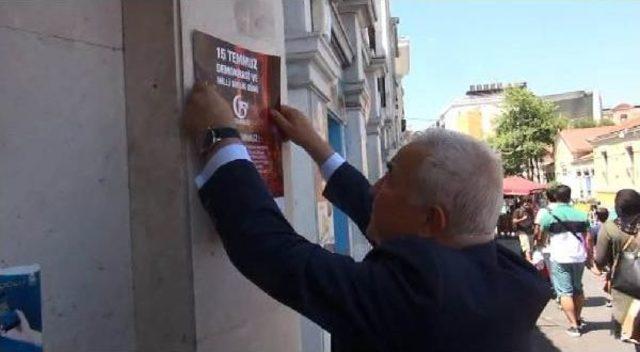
569,117,615,128
489,87,565,178
598,119,615,126
570,118,596,128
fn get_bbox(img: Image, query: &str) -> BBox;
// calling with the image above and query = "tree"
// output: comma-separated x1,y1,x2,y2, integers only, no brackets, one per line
489,87,566,181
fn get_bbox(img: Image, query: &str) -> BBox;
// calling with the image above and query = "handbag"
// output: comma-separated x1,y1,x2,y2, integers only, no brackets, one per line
612,235,640,300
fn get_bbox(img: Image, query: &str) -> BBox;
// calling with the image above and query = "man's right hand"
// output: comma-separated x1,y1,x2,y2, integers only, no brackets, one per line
271,105,334,165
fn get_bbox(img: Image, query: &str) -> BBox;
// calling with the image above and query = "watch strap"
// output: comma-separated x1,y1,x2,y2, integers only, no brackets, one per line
212,127,241,139
200,127,241,155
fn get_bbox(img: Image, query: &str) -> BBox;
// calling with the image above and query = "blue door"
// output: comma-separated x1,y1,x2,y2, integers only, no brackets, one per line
328,115,349,255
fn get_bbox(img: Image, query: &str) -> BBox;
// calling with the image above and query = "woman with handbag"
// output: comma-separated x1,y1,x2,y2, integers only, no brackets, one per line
595,189,640,343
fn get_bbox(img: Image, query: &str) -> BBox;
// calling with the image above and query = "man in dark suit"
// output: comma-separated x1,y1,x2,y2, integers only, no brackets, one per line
184,82,550,351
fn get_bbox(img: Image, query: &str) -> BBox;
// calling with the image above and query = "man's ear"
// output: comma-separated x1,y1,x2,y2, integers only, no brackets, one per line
423,206,447,234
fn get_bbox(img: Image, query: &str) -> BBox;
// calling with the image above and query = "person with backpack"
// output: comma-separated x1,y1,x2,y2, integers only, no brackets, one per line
539,185,589,337
595,189,640,343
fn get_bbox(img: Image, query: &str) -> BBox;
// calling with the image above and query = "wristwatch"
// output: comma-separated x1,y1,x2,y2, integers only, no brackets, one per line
200,127,241,155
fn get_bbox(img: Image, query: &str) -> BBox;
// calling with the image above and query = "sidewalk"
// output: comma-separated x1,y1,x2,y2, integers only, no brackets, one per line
532,270,638,351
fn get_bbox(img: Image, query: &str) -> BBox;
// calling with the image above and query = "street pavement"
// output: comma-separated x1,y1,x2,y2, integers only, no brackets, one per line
531,269,639,351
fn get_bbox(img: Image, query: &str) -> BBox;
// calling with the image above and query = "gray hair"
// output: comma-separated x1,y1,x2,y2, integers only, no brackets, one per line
409,129,503,237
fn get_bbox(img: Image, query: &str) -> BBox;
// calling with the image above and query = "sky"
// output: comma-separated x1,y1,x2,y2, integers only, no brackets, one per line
390,0,640,131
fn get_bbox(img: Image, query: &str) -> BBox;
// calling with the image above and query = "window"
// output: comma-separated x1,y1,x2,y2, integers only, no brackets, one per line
328,115,349,255
621,113,628,121
377,77,386,108
368,26,376,52
602,151,609,184
309,0,315,31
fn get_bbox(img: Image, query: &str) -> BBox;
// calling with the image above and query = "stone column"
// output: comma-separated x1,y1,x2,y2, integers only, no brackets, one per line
285,2,348,348
122,2,197,351
367,124,383,182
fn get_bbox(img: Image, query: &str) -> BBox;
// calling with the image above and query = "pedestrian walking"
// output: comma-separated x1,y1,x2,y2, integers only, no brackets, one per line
534,187,560,299
588,207,611,307
540,185,590,337
589,207,609,248
513,198,535,261
595,189,640,344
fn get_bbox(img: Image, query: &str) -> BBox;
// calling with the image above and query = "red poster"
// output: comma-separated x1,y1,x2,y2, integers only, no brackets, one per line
193,31,284,197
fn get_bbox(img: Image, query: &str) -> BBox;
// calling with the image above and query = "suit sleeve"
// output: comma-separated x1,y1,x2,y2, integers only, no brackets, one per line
322,163,374,243
198,160,394,344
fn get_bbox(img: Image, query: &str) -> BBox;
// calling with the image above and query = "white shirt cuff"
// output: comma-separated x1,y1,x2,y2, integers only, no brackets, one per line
320,153,346,181
195,143,252,189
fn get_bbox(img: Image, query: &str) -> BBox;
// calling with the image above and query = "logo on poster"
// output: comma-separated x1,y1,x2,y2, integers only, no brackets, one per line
233,95,249,119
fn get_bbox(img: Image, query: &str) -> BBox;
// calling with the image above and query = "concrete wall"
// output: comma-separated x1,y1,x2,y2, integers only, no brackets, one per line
122,1,196,351
0,2,134,351
180,1,301,351
549,93,594,120
1,1,304,351
441,102,501,141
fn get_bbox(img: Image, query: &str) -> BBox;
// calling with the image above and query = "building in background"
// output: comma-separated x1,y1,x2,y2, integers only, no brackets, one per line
436,82,603,141
554,126,617,202
395,36,410,143
545,90,602,122
551,117,640,206
602,103,640,125
435,82,517,140
591,118,640,207
0,1,409,351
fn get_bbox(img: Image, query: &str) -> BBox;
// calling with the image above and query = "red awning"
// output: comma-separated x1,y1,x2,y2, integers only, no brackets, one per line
503,176,546,196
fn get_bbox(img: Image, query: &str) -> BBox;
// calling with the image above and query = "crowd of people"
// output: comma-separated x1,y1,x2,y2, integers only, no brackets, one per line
505,184,640,343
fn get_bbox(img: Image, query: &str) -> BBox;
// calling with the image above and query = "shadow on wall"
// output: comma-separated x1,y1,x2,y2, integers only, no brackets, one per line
530,327,562,352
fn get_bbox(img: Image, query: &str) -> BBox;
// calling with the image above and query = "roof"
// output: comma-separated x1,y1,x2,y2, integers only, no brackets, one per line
590,117,640,144
438,93,503,118
573,153,593,164
613,103,633,110
542,90,591,102
558,126,619,155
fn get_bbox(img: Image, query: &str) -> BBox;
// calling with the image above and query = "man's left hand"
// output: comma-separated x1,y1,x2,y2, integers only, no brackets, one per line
184,82,236,142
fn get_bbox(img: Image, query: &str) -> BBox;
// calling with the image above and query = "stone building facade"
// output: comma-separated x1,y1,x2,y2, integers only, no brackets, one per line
0,1,408,351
